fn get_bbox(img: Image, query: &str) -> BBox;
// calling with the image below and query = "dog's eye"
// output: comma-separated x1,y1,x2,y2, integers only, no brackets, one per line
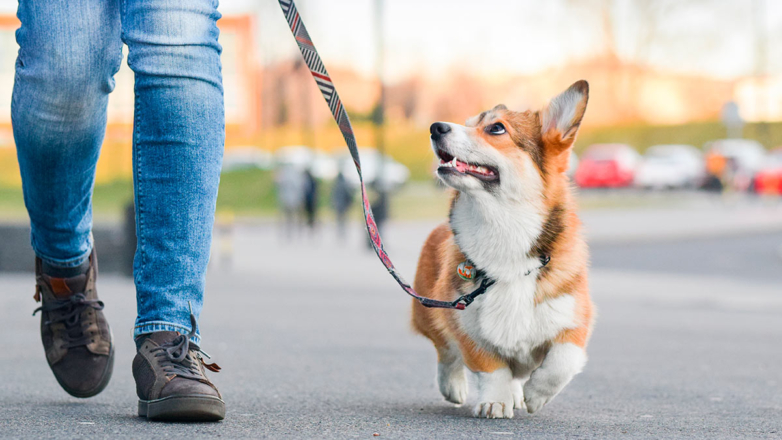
487,123,506,135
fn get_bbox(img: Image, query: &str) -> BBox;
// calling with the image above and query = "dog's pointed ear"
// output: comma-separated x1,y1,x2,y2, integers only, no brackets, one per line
541,80,589,153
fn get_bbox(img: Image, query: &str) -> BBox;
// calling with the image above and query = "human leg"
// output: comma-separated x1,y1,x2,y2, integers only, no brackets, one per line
13,0,123,398
121,0,224,341
14,0,123,268
122,0,225,420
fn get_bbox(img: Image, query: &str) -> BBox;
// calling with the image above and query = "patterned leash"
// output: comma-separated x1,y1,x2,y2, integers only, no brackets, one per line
278,0,468,310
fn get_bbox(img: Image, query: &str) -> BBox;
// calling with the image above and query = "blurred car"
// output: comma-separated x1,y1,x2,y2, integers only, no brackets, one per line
575,144,640,188
274,145,338,179
704,139,767,191
634,144,704,190
753,148,782,195
337,147,410,191
222,146,274,171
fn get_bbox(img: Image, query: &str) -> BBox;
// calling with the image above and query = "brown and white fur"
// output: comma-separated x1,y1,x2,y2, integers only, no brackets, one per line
411,81,594,419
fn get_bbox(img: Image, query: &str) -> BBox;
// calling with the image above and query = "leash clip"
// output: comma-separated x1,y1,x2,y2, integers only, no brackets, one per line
452,278,496,309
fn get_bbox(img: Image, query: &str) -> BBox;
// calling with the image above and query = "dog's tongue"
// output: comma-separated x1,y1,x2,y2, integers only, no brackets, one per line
454,159,469,173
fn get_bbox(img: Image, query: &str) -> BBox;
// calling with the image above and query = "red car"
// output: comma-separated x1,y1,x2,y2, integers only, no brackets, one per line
754,148,782,195
575,144,641,188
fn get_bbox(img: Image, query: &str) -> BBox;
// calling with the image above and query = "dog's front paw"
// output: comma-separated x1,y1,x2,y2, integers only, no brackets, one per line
440,374,467,405
473,401,514,419
523,387,551,414
438,362,468,405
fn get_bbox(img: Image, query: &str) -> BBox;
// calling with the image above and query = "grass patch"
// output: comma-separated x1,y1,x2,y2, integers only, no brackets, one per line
0,180,134,223
91,180,134,216
215,168,279,216
389,181,451,220
0,186,27,222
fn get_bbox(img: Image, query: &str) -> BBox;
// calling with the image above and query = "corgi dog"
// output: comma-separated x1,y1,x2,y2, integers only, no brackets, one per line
412,81,594,419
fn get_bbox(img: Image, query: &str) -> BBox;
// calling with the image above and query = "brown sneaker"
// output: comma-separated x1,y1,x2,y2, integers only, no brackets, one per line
133,315,225,421
33,249,114,398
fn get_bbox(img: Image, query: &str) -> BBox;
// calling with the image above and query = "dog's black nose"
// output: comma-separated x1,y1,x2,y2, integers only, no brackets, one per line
430,122,451,140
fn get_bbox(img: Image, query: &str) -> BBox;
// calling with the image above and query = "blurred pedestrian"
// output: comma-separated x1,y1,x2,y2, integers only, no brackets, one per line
275,164,305,238
13,0,225,421
331,171,354,239
723,157,740,192
303,167,319,230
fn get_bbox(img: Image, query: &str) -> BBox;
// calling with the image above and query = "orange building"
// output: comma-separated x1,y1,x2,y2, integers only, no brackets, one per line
0,14,260,147
0,15,261,185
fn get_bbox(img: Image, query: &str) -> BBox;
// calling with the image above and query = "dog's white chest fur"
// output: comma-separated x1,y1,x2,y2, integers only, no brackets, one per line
460,279,576,360
451,193,576,362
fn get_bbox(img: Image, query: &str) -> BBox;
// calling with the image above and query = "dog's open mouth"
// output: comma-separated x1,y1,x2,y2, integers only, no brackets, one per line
436,149,499,182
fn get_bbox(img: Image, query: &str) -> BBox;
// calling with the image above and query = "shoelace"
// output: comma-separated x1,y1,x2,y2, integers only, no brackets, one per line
33,293,105,349
150,313,221,380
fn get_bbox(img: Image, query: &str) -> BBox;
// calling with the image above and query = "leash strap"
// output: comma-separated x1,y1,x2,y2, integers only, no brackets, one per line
278,0,465,310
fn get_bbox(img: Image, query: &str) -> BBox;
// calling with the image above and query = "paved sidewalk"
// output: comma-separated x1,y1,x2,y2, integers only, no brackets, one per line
581,200,782,244
1,223,781,438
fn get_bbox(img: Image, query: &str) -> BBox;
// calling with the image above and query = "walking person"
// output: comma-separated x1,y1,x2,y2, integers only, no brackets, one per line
14,0,225,421
302,167,319,231
330,170,354,239
275,164,305,239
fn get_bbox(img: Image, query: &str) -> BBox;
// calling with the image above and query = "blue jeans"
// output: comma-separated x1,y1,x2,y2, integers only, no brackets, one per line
13,0,225,344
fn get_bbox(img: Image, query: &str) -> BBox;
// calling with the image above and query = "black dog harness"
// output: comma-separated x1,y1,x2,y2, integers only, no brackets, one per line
448,254,551,309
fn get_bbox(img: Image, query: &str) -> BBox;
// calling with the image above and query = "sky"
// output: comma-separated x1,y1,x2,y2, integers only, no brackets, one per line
244,0,782,83
1,0,780,82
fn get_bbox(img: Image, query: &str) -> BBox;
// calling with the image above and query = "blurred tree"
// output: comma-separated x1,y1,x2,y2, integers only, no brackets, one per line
563,0,729,124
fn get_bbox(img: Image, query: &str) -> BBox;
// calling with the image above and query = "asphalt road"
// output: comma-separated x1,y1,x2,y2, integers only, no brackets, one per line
1,223,781,439
591,231,782,284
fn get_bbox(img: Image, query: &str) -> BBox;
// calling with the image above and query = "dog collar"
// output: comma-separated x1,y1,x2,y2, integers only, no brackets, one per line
456,254,550,281
452,254,550,308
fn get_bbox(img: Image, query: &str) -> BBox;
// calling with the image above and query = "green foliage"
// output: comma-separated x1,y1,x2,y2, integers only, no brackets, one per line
91,180,134,212
0,179,134,222
215,168,279,215
216,168,347,217
0,186,26,221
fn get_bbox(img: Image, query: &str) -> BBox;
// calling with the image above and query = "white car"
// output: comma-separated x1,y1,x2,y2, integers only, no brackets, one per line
274,145,338,179
635,144,704,190
222,146,274,171
336,148,410,191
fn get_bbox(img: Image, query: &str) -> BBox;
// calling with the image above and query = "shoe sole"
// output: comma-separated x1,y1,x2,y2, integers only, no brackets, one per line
138,395,226,421
55,334,115,399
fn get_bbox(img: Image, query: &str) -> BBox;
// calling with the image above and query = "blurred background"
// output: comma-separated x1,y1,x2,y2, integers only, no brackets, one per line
1,0,782,230
0,0,780,284
1,1,781,436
